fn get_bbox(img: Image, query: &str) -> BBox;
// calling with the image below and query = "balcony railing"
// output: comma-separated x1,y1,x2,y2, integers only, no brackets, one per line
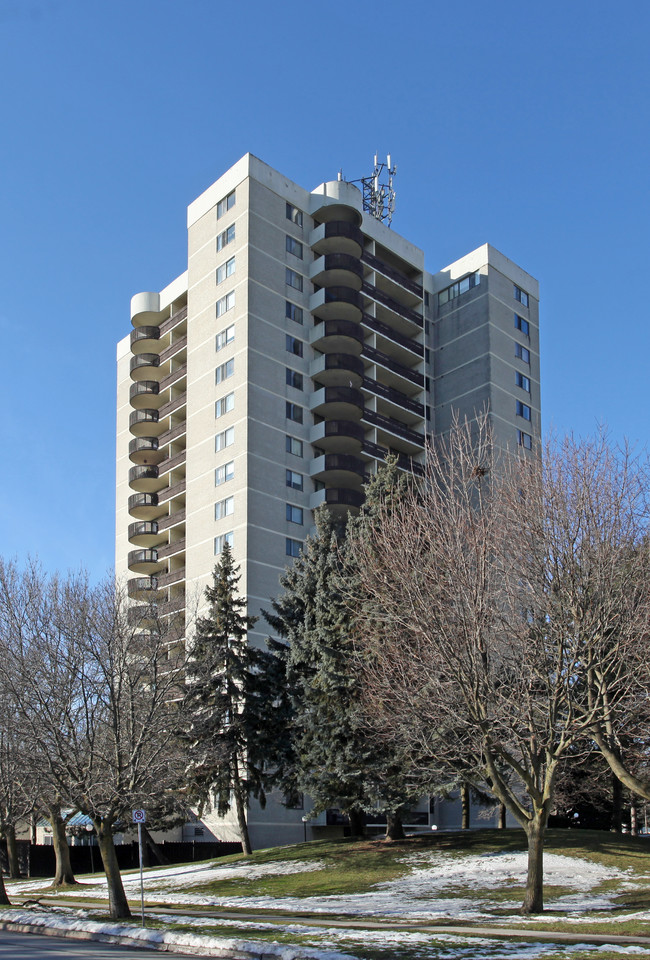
362,409,425,447
361,314,423,356
362,282,423,327
362,345,424,387
159,304,188,336
361,252,424,298
362,377,424,417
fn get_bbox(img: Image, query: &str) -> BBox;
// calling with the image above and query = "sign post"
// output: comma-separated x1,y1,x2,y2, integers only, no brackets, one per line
132,809,146,927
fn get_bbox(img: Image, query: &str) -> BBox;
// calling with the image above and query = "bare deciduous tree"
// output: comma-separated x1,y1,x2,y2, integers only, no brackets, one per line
348,416,649,913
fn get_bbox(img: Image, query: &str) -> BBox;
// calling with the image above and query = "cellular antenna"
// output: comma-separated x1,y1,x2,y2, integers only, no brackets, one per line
345,154,397,227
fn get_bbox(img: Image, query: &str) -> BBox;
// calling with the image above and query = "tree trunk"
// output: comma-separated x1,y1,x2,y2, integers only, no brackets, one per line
611,772,623,832
460,783,470,830
97,824,131,919
385,811,405,841
142,826,170,865
630,800,638,836
498,802,507,829
234,789,252,855
347,808,365,838
0,869,9,905
49,807,76,886
521,812,546,914
5,825,19,879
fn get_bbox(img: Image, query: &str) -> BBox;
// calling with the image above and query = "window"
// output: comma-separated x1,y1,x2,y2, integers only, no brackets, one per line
286,202,303,227
286,402,303,423
286,470,303,491
216,256,235,284
215,392,235,418
516,401,532,421
216,291,235,317
216,323,235,352
438,271,480,306
286,268,303,291
518,430,533,450
514,284,529,307
424,291,430,307
286,235,303,259
515,314,530,337
215,496,234,520
215,426,234,451
286,436,303,457
515,342,530,364
286,504,303,524
217,223,235,251
286,537,302,558
286,368,303,390
516,372,531,392
286,301,303,324
217,190,235,219
214,531,234,554
215,460,235,485
286,334,303,357
215,358,234,384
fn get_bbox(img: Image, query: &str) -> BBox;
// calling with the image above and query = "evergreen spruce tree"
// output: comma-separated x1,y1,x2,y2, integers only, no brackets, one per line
182,544,272,854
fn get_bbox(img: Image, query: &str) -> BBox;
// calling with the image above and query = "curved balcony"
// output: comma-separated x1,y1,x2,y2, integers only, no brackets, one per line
127,549,165,575
128,521,165,548
309,385,364,420
310,352,364,388
129,380,162,410
128,464,164,493
309,181,363,224
130,325,161,355
309,220,363,258
310,453,367,485
309,319,364,355
128,436,164,465
309,254,363,291
127,576,160,600
310,419,365,453
310,286,362,322
129,409,162,438
128,492,163,520
310,487,365,511
130,353,160,382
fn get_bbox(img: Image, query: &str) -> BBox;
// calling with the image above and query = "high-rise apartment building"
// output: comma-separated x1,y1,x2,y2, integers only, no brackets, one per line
116,153,540,846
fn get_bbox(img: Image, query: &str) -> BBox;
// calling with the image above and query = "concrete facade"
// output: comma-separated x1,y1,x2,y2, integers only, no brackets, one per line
116,154,540,847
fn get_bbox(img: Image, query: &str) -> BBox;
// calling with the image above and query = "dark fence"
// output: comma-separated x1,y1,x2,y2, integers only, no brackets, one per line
1,839,242,879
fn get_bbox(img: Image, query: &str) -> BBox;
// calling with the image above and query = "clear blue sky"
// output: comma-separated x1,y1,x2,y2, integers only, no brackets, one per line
1,0,648,581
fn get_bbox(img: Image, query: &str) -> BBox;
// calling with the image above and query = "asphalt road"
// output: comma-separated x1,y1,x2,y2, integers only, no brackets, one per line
0,930,196,959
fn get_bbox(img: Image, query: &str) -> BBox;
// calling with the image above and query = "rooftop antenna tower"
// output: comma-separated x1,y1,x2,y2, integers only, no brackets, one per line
346,154,397,227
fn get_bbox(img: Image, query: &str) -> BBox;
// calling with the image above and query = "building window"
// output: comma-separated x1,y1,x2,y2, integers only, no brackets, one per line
516,400,532,421
214,531,234,554
286,334,303,357
424,291,430,307
215,392,235,418
216,323,235,352
516,372,531,392
518,430,533,450
286,504,303,525
286,402,303,423
215,426,234,451
216,291,235,317
217,256,236,284
286,202,303,227
217,190,235,219
286,369,303,391
286,268,303,291
286,436,303,457
215,460,235,485
215,496,234,520
514,284,529,307
515,342,530,364
217,224,235,251
438,271,480,306
286,301,303,324
286,235,303,259
286,469,303,491
286,537,302,558
515,314,530,337
215,358,235,384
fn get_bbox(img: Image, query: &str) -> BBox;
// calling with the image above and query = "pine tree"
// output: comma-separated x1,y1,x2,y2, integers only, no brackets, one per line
182,544,269,854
